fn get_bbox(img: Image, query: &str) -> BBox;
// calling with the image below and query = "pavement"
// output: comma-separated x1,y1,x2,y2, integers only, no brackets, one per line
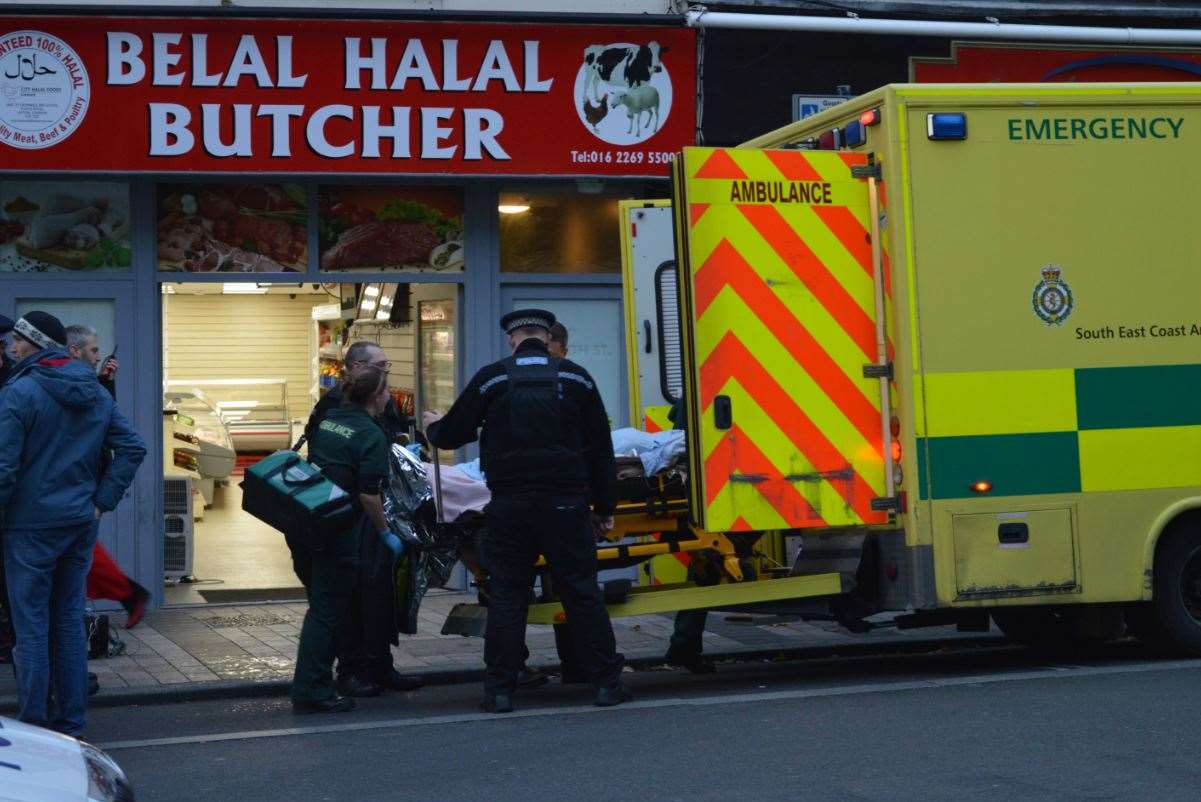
0,589,997,709
82,642,1201,802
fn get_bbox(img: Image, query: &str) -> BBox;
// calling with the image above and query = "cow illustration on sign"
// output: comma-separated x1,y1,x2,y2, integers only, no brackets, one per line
575,42,672,146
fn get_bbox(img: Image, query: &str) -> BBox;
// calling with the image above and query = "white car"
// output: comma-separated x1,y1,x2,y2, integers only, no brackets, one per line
0,716,133,802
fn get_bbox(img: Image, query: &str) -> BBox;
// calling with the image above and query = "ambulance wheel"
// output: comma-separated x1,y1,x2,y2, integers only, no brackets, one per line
1150,525,1201,656
991,607,1084,652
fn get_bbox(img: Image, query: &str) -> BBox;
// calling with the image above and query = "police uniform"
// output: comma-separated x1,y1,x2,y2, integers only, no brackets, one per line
291,404,389,711
427,309,625,709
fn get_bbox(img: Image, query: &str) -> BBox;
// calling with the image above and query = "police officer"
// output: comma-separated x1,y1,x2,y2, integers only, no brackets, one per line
425,309,629,713
291,366,395,714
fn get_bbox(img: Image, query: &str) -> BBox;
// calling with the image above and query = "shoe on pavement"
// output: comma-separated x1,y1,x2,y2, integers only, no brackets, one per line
374,669,425,692
594,683,633,707
482,693,514,714
122,583,150,629
292,696,356,715
335,675,383,698
88,672,100,697
516,666,550,690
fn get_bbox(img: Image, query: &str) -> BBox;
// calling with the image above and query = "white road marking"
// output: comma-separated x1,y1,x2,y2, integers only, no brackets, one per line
100,658,1201,751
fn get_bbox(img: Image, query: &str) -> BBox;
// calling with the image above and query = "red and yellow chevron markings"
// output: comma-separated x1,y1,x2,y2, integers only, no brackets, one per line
681,146,888,531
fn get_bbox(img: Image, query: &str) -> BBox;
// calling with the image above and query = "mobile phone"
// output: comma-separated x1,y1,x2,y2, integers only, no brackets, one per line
100,346,117,376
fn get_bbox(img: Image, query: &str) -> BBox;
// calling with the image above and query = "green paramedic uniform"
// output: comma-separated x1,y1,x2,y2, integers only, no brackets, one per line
290,405,390,704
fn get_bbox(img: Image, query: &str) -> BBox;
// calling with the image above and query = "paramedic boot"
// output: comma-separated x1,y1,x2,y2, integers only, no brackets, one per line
594,682,633,707
482,692,514,714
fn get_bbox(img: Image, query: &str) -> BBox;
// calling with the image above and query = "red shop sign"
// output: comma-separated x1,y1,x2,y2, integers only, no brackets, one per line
0,17,695,176
912,41,1201,83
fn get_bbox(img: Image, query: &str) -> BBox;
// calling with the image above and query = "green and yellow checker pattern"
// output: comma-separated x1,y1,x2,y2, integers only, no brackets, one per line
916,363,1201,500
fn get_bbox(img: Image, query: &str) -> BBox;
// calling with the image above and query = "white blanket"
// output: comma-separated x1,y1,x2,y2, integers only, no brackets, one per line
433,427,686,519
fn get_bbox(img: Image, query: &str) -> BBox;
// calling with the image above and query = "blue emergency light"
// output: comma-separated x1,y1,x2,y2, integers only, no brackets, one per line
927,113,967,140
842,120,866,148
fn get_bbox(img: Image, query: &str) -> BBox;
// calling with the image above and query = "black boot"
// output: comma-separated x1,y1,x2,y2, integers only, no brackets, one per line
482,692,514,714
594,683,633,707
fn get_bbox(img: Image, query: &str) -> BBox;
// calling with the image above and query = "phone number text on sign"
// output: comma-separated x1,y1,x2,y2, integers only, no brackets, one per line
570,149,676,166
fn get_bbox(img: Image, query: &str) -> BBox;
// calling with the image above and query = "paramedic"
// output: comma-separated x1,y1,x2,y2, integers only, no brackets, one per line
425,308,629,713
291,366,395,715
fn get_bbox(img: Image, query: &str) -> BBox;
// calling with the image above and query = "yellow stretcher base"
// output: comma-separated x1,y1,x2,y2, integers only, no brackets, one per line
525,572,845,625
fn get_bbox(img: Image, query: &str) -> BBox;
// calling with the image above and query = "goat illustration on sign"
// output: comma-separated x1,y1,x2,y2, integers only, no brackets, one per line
574,41,672,146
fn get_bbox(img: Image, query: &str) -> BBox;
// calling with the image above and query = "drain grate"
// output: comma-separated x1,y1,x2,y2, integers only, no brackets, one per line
202,613,293,629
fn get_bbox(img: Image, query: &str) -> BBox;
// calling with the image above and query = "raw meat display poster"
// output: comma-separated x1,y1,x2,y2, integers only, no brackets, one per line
157,184,308,272
0,181,131,272
319,186,463,272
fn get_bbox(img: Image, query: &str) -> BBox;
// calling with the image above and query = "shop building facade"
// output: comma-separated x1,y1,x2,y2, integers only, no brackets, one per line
0,10,696,602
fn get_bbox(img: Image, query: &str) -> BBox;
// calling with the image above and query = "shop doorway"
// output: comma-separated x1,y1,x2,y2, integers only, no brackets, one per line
159,281,459,604
1,282,155,597
500,285,629,428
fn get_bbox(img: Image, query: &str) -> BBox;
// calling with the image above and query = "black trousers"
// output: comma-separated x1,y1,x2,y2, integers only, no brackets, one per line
481,494,623,694
287,527,358,703
337,519,396,682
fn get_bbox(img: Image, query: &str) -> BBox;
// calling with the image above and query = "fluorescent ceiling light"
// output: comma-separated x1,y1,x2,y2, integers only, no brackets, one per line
222,283,268,294
498,204,530,214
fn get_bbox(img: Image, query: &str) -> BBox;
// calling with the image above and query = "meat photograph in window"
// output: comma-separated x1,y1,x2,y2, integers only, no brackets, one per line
318,186,464,272
0,181,131,273
157,183,308,272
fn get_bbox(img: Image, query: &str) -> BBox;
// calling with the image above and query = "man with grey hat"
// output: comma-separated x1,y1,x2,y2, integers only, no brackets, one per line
0,311,146,735
425,308,627,713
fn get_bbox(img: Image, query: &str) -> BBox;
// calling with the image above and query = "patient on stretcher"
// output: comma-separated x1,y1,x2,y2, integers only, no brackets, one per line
424,427,686,521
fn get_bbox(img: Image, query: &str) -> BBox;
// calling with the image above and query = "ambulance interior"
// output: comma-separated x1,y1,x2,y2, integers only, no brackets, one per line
160,281,459,604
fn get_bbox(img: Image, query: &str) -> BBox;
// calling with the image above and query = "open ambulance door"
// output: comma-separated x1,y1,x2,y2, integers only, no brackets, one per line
619,200,682,433
672,146,895,533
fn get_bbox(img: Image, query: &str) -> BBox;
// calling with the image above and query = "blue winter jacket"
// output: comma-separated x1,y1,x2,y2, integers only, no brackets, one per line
0,347,147,531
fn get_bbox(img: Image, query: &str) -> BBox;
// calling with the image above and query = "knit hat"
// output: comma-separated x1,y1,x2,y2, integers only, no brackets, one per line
14,311,67,349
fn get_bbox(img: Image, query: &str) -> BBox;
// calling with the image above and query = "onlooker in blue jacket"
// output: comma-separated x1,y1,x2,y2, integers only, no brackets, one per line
0,312,146,735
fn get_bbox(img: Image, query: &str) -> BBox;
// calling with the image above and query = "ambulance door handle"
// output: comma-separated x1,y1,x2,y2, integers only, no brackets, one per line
714,395,732,430
998,522,1029,545
643,320,653,353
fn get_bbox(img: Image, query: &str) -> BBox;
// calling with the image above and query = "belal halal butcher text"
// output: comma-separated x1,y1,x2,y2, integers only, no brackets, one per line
106,33,557,159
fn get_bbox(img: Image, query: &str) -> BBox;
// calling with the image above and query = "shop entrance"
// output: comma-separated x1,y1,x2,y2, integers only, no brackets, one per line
500,285,628,429
1,282,156,597
159,281,459,604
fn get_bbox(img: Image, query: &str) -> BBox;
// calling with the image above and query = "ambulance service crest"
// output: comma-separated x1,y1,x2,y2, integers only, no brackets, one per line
1032,264,1074,326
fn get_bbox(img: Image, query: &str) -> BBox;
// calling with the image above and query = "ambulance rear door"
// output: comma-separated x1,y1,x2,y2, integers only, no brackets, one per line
672,146,894,532
619,199,682,432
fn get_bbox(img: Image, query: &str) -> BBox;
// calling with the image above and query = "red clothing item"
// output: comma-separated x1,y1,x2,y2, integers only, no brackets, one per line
88,542,133,603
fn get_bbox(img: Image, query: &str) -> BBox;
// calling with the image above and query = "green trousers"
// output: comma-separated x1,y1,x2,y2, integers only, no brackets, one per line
290,525,360,703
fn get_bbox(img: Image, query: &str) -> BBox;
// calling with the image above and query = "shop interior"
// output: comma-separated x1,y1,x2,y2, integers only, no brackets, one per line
160,281,458,604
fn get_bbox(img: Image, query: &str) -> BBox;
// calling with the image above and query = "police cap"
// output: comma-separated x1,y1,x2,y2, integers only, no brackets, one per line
500,308,556,335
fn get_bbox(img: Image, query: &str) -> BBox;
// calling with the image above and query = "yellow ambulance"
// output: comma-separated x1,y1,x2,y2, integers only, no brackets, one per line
601,82,1201,653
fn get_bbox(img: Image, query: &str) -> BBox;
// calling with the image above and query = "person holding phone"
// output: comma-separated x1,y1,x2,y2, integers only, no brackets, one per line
64,326,149,631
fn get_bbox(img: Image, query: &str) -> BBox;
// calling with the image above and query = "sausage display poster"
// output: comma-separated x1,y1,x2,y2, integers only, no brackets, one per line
0,17,696,176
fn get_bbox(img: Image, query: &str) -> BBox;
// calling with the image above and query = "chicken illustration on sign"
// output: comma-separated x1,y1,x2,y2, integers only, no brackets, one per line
575,41,672,146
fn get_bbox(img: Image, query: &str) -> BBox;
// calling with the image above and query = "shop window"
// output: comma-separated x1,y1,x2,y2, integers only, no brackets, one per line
318,186,464,272
0,180,131,273
157,183,308,273
499,189,621,274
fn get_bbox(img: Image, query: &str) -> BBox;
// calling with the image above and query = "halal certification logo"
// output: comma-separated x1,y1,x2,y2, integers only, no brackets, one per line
0,30,90,150
1032,264,1074,326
